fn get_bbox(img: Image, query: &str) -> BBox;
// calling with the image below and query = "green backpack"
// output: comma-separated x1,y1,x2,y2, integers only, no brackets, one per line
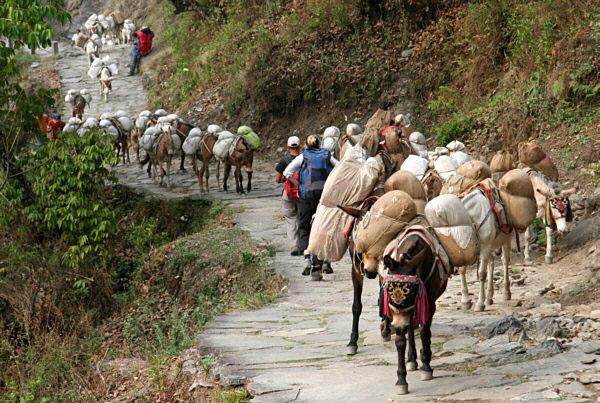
237,125,260,149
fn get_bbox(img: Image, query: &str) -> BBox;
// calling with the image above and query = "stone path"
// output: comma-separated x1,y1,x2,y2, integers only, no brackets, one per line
52,35,600,402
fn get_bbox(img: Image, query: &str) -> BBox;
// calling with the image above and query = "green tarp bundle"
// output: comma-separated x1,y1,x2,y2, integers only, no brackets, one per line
237,125,260,149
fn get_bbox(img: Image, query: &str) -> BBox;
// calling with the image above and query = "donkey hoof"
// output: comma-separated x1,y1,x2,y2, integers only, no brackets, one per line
523,258,533,266
503,292,512,301
407,361,418,371
346,345,358,356
420,371,433,381
475,303,485,312
397,384,408,395
545,256,553,264
486,298,493,306
381,334,391,342
461,301,472,311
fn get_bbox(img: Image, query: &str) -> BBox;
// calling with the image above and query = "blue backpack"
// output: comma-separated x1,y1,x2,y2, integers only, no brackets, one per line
299,148,333,198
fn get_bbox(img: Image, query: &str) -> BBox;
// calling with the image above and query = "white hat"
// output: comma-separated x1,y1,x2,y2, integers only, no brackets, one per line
287,136,300,147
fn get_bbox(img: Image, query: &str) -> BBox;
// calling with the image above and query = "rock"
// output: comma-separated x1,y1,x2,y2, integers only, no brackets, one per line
189,378,213,392
276,147,284,153
581,342,600,354
578,373,600,384
221,374,247,387
515,278,525,286
561,216,600,247
527,338,563,358
536,318,567,338
580,357,596,364
401,48,414,58
483,316,523,339
529,303,561,318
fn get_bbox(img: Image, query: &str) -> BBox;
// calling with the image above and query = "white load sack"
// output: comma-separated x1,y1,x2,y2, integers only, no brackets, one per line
99,119,112,128
124,20,136,31
83,117,98,128
154,109,167,117
307,205,354,262
135,116,149,130
166,114,179,123
213,131,236,161
182,136,202,155
98,14,109,29
346,123,361,136
425,194,479,267
460,184,506,245
105,15,115,30
79,89,92,104
323,126,340,138
207,124,222,134
108,63,118,75
65,89,76,104
62,124,77,133
140,127,159,151
322,136,338,153
117,116,133,131
87,58,104,79
104,125,119,142
450,151,471,167
157,116,170,124
171,135,182,152
409,131,426,145
400,154,429,181
100,112,113,120
434,155,459,181
446,140,466,152
188,128,202,138
68,117,81,125
139,110,152,118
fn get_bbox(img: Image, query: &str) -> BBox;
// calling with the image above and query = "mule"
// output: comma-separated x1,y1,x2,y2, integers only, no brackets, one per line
129,127,142,163
523,168,574,264
71,94,87,119
458,183,514,312
110,118,131,164
382,229,449,395
195,133,221,193
223,137,254,194
148,126,175,188
173,120,195,172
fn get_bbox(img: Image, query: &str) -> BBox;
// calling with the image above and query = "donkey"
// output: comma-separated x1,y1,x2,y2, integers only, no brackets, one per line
458,183,514,312
71,94,88,119
223,137,254,194
382,228,449,395
173,120,195,172
195,133,221,193
523,168,574,264
129,127,142,163
149,126,175,188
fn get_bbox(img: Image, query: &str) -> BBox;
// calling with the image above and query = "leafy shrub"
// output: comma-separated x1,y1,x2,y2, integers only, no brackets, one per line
435,113,474,145
23,130,117,267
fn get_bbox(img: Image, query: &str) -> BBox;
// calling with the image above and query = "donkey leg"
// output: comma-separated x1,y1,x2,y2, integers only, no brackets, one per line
247,170,252,193
460,266,472,310
523,227,533,265
545,226,553,264
347,269,363,356
419,310,434,381
395,327,409,394
502,242,511,301
486,256,495,306
378,276,392,342
166,159,172,189
223,163,230,192
216,161,221,191
204,163,210,193
180,152,186,172
475,255,488,312
406,323,418,371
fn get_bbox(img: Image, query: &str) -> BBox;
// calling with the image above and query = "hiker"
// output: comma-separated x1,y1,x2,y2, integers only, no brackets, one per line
275,136,301,256
283,135,338,277
128,32,141,76
46,113,65,141
138,26,154,57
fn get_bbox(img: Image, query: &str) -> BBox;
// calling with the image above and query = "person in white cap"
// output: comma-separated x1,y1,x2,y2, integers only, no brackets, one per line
275,135,302,256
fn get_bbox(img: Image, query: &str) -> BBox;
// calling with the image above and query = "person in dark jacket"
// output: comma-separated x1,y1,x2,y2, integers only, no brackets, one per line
284,135,338,280
138,26,154,57
128,32,141,76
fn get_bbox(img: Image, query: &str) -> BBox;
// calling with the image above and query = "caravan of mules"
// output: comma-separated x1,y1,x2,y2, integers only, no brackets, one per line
62,13,578,393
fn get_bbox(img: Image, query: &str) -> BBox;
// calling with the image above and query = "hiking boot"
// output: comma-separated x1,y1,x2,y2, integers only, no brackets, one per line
291,249,300,256
302,256,311,276
310,267,323,281
323,261,333,274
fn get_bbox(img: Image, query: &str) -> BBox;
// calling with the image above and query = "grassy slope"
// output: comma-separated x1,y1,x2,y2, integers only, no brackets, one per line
125,0,598,186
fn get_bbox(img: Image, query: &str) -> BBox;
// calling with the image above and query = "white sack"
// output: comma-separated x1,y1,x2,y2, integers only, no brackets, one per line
409,131,426,145
400,154,429,181
108,63,118,75
346,123,361,136
450,151,471,167
100,112,113,120
213,131,236,161
182,136,202,155
434,155,459,181
117,116,133,131
207,124,222,134
154,109,167,117
135,116,149,130
323,126,340,138
166,114,179,122
322,136,338,153
139,110,152,118
188,128,202,138
171,135,182,152
446,140,466,152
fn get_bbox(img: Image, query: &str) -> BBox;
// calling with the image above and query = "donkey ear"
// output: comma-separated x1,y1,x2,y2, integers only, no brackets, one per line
383,255,395,269
337,205,363,218
561,187,576,197
536,187,553,197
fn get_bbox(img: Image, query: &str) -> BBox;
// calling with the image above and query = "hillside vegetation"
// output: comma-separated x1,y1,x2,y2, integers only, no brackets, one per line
133,0,598,184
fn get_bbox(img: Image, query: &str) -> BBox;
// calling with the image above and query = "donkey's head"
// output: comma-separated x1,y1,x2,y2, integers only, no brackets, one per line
382,235,431,330
338,197,379,279
536,186,575,233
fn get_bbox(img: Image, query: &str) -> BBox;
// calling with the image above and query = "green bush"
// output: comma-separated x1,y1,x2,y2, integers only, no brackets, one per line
23,130,117,267
435,113,474,145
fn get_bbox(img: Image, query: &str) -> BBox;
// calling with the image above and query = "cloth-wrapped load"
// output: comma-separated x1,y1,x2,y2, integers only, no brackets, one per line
171,135,182,153
490,150,516,173
434,155,458,181
182,135,202,155
354,190,418,258
365,109,394,131
65,89,77,104
424,194,480,267
213,131,237,161
457,160,491,182
207,124,222,135
237,125,260,149
140,127,159,151
384,171,427,213
188,128,202,138
446,140,466,152
139,110,152,118
114,110,127,118
322,126,340,154
117,116,133,131
409,131,428,158
498,169,537,231
79,89,92,104
154,109,167,117
450,150,471,167
135,116,149,130
346,123,361,136
518,142,559,180
112,10,124,24
307,149,384,262
400,154,429,181
100,112,113,120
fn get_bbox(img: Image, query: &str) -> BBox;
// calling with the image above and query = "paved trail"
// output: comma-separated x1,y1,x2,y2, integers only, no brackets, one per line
53,40,599,402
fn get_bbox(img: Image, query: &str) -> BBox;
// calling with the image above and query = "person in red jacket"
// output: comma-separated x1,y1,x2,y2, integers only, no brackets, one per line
138,27,154,57
47,113,65,141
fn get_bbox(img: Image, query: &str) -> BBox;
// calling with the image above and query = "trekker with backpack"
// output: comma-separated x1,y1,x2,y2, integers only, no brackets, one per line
128,32,141,76
284,135,338,280
275,136,302,256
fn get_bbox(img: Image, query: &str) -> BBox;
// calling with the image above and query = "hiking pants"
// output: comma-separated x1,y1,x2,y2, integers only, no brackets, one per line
282,198,300,252
297,191,321,255
129,54,140,75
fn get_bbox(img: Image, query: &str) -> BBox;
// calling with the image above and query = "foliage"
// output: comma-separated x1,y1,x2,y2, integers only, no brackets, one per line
435,113,474,145
23,131,118,267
